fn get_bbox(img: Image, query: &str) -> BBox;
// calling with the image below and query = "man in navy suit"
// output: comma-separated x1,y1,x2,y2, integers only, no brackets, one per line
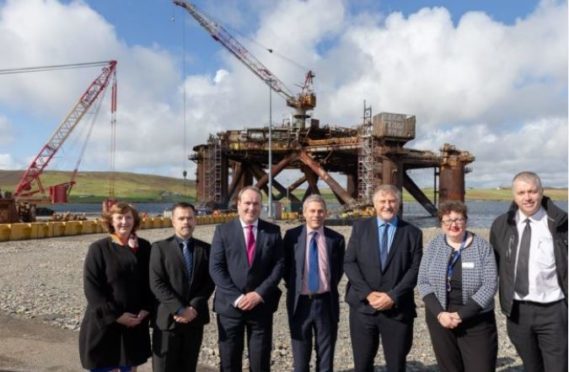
283,194,345,372
210,186,284,372
150,202,215,372
344,184,423,372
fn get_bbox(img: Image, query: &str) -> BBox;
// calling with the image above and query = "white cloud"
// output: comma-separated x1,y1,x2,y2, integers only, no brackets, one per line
0,0,566,191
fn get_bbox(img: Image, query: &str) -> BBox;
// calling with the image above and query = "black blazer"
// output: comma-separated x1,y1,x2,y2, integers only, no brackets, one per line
344,216,423,321
150,235,214,331
79,237,152,369
209,218,284,318
283,225,345,322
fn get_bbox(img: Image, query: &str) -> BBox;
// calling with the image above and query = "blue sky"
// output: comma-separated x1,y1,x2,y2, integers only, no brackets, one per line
0,0,567,190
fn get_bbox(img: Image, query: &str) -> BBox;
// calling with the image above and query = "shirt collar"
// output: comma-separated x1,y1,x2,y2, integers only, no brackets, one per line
516,206,546,224
175,236,191,247
240,219,258,229
306,225,324,236
377,215,398,227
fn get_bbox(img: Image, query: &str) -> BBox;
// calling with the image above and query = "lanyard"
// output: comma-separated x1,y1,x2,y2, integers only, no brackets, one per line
446,233,468,292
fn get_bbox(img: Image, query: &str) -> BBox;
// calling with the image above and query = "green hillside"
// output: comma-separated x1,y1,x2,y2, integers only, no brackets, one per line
0,170,196,203
0,170,566,202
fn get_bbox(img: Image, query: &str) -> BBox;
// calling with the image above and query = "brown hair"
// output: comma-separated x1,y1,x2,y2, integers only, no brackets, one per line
100,202,141,234
437,200,468,222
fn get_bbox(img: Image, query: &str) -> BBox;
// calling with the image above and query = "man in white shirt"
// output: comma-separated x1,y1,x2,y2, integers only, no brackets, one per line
491,171,568,372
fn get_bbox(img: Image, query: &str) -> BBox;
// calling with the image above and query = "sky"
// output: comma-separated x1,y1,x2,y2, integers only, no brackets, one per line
0,0,567,191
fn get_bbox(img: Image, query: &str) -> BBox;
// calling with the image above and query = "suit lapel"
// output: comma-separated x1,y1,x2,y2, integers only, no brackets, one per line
189,237,201,283
368,218,381,269
324,228,334,270
233,219,250,270
295,226,308,283
384,221,403,270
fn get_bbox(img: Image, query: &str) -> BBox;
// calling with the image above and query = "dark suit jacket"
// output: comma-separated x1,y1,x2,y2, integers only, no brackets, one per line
150,235,214,331
344,216,423,321
210,218,284,318
283,225,345,322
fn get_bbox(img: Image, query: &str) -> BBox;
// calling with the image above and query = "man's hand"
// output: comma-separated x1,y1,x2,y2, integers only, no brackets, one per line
437,312,461,329
116,312,141,327
366,291,395,311
173,307,198,323
137,310,149,320
237,291,263,311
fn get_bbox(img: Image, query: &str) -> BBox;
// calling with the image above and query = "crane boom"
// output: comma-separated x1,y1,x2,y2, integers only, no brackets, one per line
173,0,316,125
14,60,118,199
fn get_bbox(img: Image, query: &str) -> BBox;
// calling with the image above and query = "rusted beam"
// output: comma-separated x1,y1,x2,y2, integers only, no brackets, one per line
225,162,244,206
403,172,437,217
255,152,298,187
298,150,356,207
288,175,307,193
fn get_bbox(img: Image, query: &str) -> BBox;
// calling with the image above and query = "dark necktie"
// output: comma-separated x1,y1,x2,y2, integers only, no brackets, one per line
308,231,320,293
380,223,389,270
246,225,256,266
182,240,193,282
515,219,531,297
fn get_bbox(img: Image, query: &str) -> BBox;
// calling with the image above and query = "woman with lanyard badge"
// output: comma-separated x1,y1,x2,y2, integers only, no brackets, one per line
417,201,498,372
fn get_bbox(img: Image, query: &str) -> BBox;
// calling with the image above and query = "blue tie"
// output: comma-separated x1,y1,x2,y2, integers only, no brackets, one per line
380,224,389,270
308,232,320,293
182,240,193,282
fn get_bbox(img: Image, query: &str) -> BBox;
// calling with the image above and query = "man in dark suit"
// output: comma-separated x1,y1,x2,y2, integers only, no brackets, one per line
210,186,284,372
344,184,423,372
149,202,215,372
283,194,345,372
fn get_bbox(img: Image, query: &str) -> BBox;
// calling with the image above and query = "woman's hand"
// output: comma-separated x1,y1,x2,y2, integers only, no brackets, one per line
116,312,141,327
437,311,462,329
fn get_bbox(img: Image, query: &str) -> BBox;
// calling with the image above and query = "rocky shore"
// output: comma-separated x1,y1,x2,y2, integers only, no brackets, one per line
0,223,523,371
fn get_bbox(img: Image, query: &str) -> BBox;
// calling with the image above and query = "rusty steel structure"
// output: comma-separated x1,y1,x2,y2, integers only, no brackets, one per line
191,111,474,216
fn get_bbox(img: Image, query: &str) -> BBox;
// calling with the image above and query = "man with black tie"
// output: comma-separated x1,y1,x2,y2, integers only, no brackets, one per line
344,184,423,372
283,194,346,372
210,186,284,372
149,202,215,372
491,171,567,372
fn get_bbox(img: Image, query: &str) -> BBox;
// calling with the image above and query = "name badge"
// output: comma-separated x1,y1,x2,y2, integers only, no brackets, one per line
462,262,475,269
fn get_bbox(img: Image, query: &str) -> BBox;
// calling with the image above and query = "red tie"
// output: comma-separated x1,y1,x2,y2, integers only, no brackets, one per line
246,225,256,266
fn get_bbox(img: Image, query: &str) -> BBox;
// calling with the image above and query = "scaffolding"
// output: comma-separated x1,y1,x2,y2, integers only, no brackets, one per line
358,103,374,204
204,134,223,204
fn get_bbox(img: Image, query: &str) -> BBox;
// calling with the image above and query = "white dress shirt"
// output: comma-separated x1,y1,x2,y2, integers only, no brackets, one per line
514,207,564,303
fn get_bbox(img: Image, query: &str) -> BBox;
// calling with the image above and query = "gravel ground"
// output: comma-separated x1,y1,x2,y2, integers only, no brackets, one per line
0,223,524,371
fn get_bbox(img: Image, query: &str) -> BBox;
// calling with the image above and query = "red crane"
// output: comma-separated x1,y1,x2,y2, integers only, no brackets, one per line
173,0,316,127
13,60,118,203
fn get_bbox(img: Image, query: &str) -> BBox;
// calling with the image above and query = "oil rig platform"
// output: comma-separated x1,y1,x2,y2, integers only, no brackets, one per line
190,110,474,216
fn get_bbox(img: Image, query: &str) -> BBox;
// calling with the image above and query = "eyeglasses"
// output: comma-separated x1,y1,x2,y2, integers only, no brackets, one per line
441,218,466,226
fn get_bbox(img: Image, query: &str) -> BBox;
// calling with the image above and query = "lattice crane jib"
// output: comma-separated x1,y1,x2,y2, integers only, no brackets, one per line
14,61,118,200
173,0,315,126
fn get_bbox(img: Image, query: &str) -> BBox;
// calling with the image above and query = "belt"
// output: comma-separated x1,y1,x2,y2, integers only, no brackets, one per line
300,292,330,300
515,299,564,307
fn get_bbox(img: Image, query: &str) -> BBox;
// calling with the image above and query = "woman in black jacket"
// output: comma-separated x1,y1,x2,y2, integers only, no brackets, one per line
79,202,152,371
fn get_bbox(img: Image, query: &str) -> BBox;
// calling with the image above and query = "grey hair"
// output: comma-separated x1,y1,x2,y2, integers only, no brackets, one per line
512,171,543,192
303,194,327,212
372,184,401,203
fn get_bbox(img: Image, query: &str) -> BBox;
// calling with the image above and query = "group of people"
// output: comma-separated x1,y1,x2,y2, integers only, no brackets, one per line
78,171,567,372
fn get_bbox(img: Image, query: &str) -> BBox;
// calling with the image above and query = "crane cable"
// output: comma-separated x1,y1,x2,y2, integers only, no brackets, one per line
0,61,111,75
172,2,189,195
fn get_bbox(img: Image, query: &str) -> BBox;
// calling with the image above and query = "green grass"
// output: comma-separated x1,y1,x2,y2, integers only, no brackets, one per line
0,170,196,203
